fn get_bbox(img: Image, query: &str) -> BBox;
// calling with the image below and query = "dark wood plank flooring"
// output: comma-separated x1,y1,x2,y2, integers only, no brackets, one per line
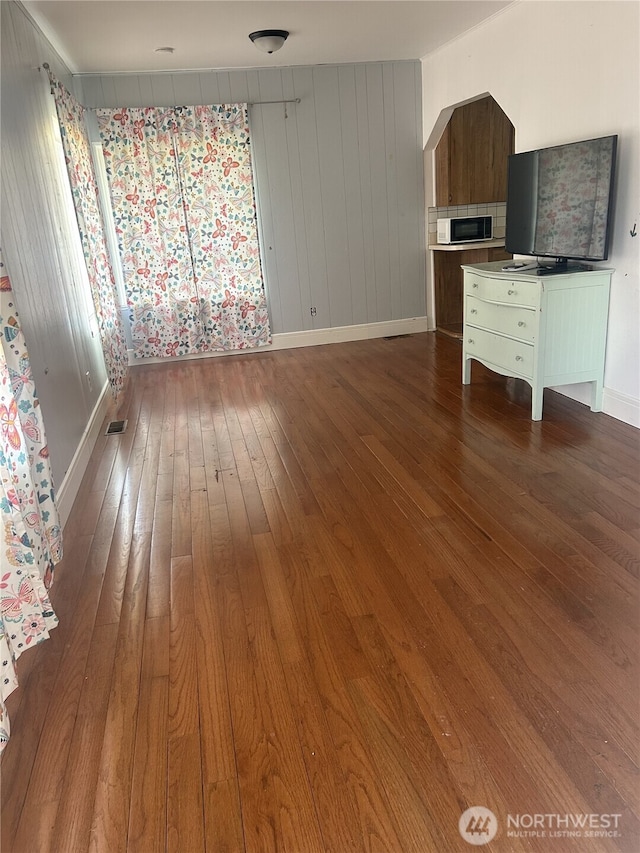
2,331,639,852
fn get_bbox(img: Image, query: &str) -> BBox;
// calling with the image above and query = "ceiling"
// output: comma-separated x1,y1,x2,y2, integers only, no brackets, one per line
23,1,513,75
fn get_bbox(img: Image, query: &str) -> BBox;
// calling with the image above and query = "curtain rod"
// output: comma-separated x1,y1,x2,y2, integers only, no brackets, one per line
248,98,301,107
38,65,299,111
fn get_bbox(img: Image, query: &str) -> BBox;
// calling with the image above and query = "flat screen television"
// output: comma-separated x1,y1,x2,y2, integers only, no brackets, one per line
505,134,617,274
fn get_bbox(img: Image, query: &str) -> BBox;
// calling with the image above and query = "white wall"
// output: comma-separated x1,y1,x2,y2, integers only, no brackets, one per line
422,0,640,425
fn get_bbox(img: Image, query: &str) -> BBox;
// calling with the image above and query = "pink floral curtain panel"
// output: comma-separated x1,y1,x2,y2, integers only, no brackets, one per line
51,78,128,397
0,250,61,753
96,104,271,359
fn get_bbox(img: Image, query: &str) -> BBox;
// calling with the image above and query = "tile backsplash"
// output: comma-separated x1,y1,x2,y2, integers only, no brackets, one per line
427,202,507,244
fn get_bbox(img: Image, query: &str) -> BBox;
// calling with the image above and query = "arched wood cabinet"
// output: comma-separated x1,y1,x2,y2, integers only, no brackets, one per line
435,96,514,206
432,96,514,336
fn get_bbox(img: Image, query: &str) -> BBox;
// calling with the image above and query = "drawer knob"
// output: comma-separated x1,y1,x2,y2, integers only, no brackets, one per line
468,339,474,345
472,283,478,289
518,321,525,327
508,289,516,295
470,308,478,315
515,355,523,362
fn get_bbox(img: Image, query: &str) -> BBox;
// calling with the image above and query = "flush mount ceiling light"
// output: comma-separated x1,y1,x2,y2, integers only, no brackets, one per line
248,29,289,54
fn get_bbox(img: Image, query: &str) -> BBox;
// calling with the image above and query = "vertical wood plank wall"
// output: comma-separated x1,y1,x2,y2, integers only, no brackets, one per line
76,62,426,335
1,1,109,495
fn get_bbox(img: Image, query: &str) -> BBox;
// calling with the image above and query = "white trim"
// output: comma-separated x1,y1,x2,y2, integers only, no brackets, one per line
57,381,112,528
126,317,431,365
552,382,640,429
603,388,640,428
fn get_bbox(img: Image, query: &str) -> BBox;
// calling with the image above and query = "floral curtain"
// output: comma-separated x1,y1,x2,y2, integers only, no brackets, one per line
51,78,128,397
96,104,271,359
0,249,61,753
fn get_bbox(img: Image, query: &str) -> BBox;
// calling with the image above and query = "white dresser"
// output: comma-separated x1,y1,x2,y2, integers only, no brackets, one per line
461,261,612,420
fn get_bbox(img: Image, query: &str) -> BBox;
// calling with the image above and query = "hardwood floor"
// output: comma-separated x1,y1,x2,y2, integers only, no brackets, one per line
2,331,639,852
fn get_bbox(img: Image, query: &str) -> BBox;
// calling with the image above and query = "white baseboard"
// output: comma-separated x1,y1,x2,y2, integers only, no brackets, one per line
272,316,431,349
126,317,431,365
552,382,640,428
603,387,640,428
57,381,112,529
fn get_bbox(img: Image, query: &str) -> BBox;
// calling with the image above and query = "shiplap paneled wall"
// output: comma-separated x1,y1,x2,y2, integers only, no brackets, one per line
1,1,111,509
76,62,426,335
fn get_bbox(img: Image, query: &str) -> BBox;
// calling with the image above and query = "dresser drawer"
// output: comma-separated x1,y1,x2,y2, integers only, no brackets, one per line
464,272,540,307
465,296,537,343
464,327,535,378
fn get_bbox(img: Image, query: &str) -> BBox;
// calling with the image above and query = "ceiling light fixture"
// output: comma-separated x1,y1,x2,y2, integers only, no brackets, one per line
249,30,289,54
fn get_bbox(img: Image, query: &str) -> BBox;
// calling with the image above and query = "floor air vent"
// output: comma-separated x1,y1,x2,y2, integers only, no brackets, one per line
105,419,127,436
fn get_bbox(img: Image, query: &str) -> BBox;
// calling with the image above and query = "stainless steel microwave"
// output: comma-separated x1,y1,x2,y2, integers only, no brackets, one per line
437,215,493,244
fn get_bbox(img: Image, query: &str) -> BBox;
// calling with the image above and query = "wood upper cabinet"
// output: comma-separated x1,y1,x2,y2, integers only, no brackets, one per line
435,97,514,206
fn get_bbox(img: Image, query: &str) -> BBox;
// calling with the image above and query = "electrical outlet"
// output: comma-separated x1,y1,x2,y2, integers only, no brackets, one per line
310,307,317,317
